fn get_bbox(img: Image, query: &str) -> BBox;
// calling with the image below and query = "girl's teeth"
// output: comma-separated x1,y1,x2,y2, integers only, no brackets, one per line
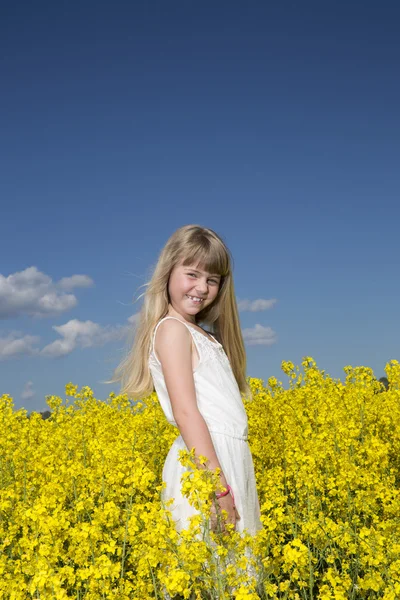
186,295,202,303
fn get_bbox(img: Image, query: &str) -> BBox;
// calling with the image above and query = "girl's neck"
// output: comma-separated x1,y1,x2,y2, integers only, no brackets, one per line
167,305,197,325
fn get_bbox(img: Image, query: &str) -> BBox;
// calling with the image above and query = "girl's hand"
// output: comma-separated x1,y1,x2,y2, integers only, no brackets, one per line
210,493,240,534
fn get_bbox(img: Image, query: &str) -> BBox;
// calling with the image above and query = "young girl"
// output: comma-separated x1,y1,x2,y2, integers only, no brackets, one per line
113,224,262,536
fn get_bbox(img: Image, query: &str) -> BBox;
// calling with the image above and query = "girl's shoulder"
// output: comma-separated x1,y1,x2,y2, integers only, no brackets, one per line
150,316,194,364
153,316,221,348
154,315,191,331
152,316,193,343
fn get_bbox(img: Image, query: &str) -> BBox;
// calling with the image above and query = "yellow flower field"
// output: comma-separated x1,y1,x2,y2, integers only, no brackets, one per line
1,358,400,599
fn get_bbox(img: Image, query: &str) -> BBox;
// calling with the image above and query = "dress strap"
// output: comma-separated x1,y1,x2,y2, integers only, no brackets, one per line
208,332,220,345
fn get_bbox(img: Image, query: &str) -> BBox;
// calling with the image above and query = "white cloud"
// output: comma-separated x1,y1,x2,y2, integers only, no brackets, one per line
127,313,141,326
238,298,277,312
0,332,40,360
40,319,128,358
242,324,277,346
1,311,136,361
21,381,35,400
58,275,94,291
0,266,94,319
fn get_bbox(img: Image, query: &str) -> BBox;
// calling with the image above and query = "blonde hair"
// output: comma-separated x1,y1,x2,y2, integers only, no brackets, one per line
108,224,250,399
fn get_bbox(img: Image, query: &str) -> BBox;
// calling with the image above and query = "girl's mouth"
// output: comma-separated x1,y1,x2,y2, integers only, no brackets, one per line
185,294,204,304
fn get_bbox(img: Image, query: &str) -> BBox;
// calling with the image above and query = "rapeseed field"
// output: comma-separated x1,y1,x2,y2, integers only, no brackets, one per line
1,358,400,599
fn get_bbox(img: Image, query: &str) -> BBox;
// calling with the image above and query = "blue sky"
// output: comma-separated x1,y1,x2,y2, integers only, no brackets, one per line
1,1,399,411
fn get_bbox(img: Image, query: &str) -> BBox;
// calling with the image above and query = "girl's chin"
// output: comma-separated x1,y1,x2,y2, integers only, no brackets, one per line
184,305,201,313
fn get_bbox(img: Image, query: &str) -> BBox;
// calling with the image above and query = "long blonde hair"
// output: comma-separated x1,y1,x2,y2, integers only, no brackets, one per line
109,225,249,399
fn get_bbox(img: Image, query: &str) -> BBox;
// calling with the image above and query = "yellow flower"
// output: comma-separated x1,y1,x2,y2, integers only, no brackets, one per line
1,359,400,596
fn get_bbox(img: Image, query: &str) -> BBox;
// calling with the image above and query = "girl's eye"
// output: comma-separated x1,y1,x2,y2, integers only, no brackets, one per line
187,273,219,284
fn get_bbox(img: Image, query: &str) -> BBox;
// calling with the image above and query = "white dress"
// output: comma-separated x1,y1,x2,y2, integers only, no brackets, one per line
149,316,262,535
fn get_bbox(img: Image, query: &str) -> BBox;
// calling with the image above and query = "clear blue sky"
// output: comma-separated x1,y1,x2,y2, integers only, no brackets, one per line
1,1,399,411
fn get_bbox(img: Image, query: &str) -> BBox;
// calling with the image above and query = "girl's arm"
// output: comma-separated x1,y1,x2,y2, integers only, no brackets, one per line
155,318,229,488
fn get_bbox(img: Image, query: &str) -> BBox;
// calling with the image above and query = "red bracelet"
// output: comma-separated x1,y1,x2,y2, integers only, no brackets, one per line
216,484,235,507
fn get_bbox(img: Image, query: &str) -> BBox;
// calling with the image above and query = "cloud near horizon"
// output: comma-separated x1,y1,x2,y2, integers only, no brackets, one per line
0,266,94,319
242,324,277,346
0,313,135,361
21,381,35,400
58,274,94,291
0,332,40,360
40,319,128,358
237,298,277,312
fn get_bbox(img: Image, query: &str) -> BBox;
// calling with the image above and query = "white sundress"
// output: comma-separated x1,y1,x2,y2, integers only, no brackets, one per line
148,316,262,536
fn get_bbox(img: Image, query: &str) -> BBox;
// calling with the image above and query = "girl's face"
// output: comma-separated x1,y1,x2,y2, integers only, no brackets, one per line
168,260,221,320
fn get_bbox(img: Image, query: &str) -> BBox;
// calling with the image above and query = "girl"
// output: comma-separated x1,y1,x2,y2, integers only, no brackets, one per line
112,224,262,536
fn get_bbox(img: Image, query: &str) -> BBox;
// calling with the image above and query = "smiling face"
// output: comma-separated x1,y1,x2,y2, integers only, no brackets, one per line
167,260,222,322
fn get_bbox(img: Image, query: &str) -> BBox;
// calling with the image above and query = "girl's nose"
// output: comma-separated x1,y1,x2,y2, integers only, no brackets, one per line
196,280,208,294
